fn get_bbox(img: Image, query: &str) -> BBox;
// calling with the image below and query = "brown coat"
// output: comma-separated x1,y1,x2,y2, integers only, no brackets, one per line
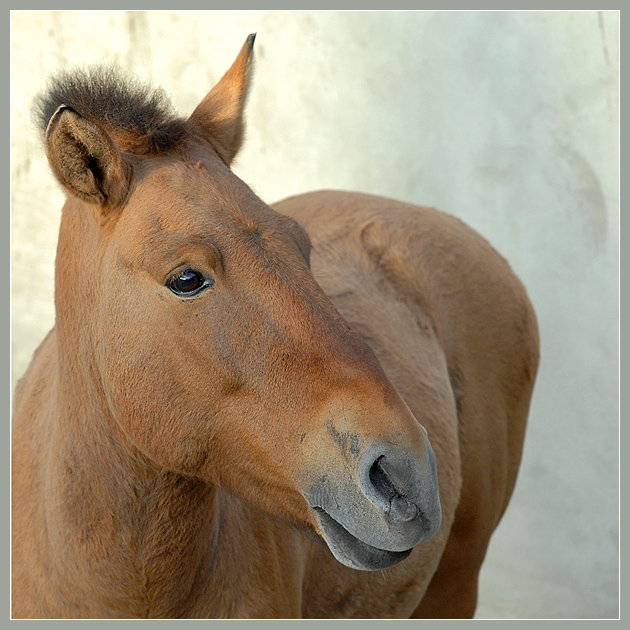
12,36,539,618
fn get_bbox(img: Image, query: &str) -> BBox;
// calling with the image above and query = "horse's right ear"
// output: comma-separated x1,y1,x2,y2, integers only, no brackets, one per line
189,34,256,166
45,105,130,208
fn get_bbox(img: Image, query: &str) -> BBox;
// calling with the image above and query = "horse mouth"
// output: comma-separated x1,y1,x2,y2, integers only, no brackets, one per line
313,507,413,571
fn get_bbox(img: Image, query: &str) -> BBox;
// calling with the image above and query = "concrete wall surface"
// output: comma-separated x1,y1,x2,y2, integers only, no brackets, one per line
10,10,619,619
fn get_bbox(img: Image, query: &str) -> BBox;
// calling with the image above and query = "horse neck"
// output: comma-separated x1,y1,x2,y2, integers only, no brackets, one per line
46,342,224,616
51,198,152,501
45,203,222,616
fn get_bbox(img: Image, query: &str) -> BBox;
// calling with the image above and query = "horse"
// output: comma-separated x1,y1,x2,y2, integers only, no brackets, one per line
11,35,539,619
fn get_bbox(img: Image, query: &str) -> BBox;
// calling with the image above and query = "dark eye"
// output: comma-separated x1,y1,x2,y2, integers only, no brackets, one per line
167,269,212,296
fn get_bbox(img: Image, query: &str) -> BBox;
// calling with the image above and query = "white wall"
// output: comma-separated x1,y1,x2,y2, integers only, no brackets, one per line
10,10,619,619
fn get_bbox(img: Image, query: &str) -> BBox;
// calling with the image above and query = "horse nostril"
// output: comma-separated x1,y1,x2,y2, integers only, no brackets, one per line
368,456,418,523
368,456,393,498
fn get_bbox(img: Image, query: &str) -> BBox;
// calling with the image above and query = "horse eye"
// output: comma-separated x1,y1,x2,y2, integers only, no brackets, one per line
167,269,211,296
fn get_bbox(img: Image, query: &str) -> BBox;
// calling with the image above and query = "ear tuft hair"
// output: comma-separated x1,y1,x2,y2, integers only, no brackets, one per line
32,65,187,154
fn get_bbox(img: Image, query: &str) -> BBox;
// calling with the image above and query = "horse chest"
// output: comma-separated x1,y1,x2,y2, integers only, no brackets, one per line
300,541,439,619
302,572,425,619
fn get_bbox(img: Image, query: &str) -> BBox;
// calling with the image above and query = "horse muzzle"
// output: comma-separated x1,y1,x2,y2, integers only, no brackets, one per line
306,438,442,571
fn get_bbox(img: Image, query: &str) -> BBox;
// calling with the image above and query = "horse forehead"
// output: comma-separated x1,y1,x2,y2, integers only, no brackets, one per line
129,158,266,230
133,159,225,208
114,160,296,276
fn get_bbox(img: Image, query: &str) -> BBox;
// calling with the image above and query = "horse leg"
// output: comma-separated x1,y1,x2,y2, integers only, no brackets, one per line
409,513,491,619
411,382,533,619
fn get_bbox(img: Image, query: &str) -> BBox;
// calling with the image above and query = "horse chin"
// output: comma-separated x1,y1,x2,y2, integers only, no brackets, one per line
313,507,413,571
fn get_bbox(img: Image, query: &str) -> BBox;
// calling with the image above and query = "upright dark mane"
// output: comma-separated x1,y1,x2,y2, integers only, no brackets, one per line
33,65,188,153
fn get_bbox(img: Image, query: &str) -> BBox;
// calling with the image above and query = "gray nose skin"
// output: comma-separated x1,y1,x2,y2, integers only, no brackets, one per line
359,440,442,531
308,440,442,571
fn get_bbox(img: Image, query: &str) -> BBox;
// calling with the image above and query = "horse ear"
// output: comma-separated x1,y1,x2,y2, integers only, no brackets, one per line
189,34,256,166
45,104,130,208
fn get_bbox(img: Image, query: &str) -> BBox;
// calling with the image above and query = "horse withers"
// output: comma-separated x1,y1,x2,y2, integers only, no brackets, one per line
11,35,539,618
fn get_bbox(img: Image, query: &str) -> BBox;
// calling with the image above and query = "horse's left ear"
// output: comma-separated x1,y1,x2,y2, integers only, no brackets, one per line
189,34,256,166
45,104,130,209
